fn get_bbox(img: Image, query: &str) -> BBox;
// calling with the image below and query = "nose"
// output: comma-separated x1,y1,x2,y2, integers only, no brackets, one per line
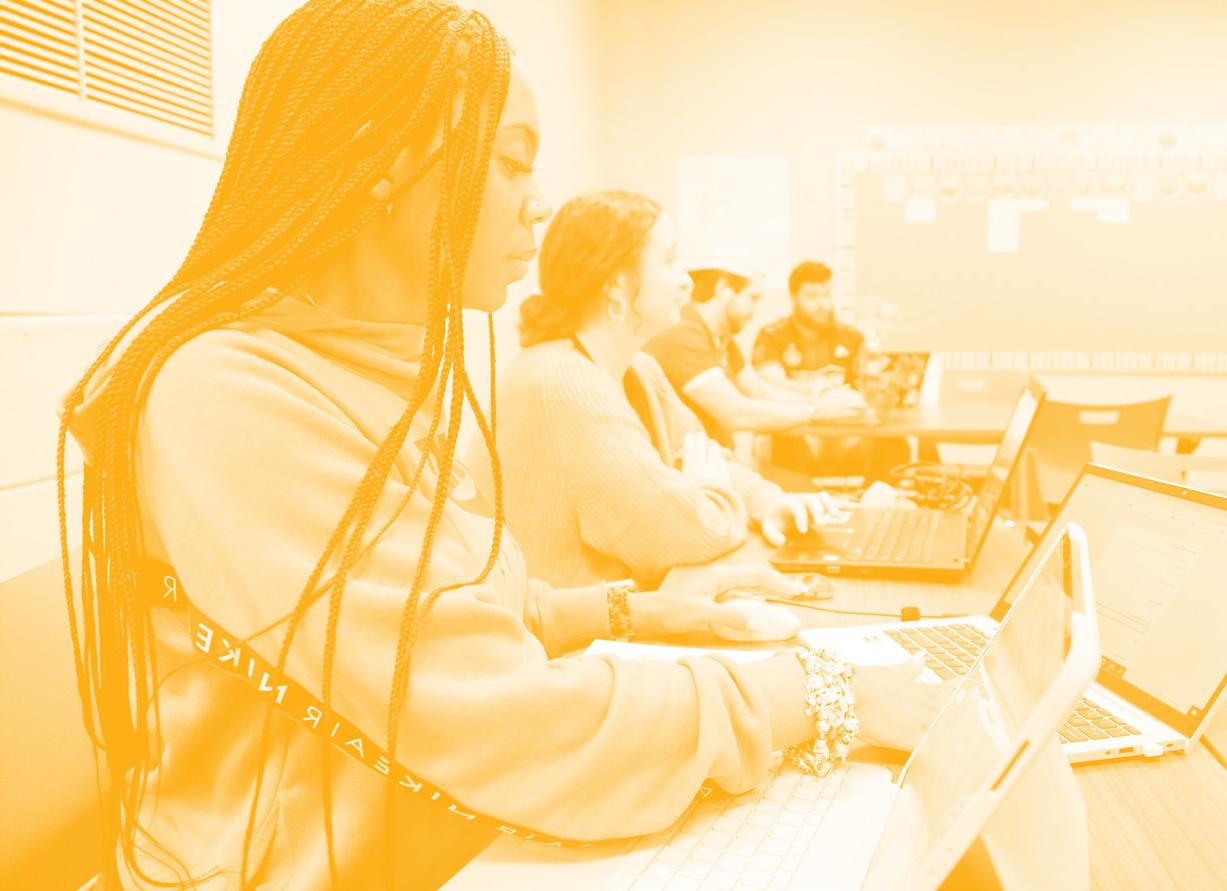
523,193,552,225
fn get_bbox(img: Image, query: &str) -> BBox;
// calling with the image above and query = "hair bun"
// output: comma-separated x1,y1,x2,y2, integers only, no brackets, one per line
518,293,572,347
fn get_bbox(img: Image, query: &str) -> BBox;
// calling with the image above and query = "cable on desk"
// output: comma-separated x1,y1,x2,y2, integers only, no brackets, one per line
765,598,965,621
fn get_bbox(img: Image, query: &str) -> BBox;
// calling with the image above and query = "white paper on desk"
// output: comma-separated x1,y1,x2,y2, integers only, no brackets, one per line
584,639,776,663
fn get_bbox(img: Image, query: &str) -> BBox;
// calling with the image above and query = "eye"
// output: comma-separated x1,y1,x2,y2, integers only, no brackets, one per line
500,157,534,177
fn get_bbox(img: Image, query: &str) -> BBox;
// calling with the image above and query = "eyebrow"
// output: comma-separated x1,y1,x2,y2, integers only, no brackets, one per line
499,123,539,158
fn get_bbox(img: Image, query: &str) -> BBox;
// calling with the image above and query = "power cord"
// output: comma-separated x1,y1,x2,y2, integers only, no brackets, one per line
764,597,966,621
889,461,975,511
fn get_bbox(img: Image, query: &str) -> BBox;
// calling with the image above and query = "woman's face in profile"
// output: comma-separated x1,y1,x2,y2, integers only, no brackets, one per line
461,65,550,313
626,212,692,340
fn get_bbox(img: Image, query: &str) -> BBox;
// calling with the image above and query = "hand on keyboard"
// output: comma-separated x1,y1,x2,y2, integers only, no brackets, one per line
850,653,958,752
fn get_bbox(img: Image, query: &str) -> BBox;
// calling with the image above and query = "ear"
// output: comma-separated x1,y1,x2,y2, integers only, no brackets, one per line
606,270,630,301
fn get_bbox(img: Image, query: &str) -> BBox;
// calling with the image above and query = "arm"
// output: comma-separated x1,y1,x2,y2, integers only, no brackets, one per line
753,359,819,395
538,366,751,582
682,368,814,434
736,361,813,401
138,336,812,841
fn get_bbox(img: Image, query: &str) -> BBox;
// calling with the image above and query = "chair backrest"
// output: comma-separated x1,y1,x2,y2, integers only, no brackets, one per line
1090,442,1227,494
1026,395,1172,505
0,556,102,889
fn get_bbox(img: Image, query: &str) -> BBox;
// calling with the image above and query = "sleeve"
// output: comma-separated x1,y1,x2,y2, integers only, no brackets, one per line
640,356,783,525
840,325,867,385
726,459,784,525
752,322,787,367
534,362,752,584
136,335,812,841
645,323,725,392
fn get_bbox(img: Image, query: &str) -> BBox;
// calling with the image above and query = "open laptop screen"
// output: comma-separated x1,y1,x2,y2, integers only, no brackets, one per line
964,382,1044,562
862,528,1077,890
1000,465,1227,740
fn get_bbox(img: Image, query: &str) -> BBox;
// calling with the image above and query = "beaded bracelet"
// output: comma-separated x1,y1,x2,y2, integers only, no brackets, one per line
605,579,636,642
783,645,859,777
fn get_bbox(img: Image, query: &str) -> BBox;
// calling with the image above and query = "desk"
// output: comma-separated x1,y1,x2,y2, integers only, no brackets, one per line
800,404,1227,446
450,524,1227,891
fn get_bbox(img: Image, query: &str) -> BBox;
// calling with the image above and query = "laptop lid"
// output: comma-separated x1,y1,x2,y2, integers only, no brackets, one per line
994,464,1227,745
878,351,931,408
861,522,1099,891
963,378,1047,565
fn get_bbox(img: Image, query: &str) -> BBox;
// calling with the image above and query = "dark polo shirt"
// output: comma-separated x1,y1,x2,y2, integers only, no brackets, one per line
751,314,864,385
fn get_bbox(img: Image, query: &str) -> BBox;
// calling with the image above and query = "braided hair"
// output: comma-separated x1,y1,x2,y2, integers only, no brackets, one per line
55,1,512,886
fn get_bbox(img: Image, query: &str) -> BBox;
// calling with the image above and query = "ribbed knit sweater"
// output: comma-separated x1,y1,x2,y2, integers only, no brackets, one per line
487,339,783,588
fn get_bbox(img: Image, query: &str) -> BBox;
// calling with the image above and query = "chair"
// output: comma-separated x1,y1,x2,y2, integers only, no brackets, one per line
0,555,102,889
1026,395,1171,511
1089,442,1227,493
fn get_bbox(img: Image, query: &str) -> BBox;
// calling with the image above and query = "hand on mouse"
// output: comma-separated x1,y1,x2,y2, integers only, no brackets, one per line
848,653,957,752
630,563,807,637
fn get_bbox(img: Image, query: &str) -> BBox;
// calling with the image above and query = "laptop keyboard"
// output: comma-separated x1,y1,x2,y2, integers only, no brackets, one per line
606,762,850,891
849,511,941,563
884,623,989,679
1058,700,1141,742
884,624,1141,742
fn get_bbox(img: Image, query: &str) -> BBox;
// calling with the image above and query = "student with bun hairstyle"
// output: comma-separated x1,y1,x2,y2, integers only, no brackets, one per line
492,191,841,588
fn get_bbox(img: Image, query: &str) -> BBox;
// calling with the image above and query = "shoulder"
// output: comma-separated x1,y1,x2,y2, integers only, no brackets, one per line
755,316,796,344
142,326,356,453
504,340,620,408
836,323,865,347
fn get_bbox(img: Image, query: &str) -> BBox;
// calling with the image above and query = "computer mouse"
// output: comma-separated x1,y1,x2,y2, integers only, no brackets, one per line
711,599,802,642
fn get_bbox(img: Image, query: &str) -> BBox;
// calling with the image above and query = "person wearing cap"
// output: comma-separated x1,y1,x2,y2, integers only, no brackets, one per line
643,262,867,450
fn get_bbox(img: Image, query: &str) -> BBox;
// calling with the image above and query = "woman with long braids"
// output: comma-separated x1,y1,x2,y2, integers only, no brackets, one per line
489,191,848,589
58,2,945,888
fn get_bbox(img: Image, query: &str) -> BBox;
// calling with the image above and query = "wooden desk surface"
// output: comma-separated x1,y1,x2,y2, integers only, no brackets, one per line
801,404,1227,444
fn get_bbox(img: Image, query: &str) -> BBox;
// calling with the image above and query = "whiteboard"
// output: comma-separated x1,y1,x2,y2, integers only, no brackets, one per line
838,150,1227,354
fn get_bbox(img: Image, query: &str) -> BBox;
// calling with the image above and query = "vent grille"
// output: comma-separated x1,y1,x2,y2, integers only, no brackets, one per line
0,0,213,137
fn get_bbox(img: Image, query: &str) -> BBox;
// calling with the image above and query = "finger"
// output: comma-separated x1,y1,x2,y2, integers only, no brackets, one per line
706,602,764,632
761,509,785,547
790,498,809,535
717,563,806,598
804,495,827,528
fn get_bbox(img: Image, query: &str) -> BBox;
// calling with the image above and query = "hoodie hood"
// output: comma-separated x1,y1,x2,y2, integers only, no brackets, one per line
64,291,428,468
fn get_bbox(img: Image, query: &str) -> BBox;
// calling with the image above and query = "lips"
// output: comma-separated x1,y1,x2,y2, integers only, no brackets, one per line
509,247,537,262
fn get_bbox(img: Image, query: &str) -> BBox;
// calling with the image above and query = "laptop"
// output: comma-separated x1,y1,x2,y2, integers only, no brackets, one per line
445,525,1099,891
876,351,932,408
806,463,1227,765
772,379,1046,580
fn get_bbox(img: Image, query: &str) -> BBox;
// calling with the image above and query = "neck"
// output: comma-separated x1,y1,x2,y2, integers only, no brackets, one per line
573,320,640,379
298,239,427,325
794,311,832,333
692,299,729,344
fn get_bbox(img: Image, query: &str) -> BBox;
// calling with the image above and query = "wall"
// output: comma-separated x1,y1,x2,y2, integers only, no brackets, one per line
596,0,1227,332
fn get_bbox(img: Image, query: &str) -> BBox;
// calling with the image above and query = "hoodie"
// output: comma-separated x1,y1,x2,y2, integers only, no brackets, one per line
66,293,811,889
